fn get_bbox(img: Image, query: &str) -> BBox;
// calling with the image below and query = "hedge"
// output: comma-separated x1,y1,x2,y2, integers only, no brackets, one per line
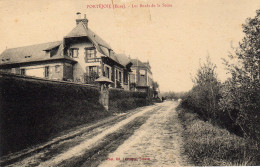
0,75,109,156
108,88,151,112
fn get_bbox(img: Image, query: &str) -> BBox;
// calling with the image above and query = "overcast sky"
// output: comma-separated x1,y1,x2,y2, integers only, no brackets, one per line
0,0,259,92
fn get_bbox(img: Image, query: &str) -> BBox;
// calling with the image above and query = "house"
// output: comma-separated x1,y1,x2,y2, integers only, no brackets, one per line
0,13,132,90
130,58,153,92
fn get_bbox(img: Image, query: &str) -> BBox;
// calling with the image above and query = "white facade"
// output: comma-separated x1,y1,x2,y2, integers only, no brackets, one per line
68,42,103,82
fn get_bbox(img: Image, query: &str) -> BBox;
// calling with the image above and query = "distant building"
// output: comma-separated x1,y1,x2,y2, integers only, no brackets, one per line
130,58,153,92
0,13,132,90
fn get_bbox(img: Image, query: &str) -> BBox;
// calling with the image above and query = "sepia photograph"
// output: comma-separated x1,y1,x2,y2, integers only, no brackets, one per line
0,0,259,166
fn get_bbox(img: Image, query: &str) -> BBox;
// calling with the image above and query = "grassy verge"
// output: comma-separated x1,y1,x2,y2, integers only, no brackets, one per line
177,107,260,166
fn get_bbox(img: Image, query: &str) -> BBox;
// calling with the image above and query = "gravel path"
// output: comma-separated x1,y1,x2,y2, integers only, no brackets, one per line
3,101,190,167
99,101,190,167
38,104,161,167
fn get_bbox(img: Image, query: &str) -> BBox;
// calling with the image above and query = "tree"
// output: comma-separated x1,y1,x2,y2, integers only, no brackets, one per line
191,56,221,120
220,9,260,139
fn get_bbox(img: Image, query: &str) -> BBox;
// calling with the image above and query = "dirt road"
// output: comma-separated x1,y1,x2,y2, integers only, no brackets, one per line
2,101,190,167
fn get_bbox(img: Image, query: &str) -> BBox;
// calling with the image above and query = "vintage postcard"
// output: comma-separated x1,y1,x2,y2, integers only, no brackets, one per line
0,0,259,166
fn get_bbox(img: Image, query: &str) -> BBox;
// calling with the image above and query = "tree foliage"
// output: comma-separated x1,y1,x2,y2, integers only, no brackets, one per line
183,56,221,121
181,9,260,141
220,10,260,139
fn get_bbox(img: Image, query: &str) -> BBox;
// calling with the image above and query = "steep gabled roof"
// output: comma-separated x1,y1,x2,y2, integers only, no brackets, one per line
116,54,132,67
0,21,128,69
0,41,75,66
65,22,88,38
65,22,132,69
131,58,152,74
109,51,119,63
87,28,111,50
131,59,146,67
65,22,111,52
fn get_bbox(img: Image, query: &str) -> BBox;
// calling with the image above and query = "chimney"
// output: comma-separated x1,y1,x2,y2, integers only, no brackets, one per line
76,12,88,28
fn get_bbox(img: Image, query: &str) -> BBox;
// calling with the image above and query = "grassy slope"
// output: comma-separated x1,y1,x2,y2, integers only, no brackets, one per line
177,107,260,166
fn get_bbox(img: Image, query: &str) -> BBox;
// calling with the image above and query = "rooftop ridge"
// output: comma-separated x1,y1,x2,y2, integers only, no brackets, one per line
4,41,62,51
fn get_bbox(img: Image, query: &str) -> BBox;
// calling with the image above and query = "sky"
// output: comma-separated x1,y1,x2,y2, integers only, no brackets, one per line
0,0,259,92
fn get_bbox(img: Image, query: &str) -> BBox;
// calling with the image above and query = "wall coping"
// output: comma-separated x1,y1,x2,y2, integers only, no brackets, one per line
0,72,99,89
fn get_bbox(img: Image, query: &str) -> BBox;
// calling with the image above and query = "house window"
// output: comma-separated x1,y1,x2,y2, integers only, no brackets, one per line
20,69,26,75
119,71,122,82
116,69,118,80
55,65,61,73
45,66,49,78
85,48,96,60
105,67,110,78
140,69,146,76
89,66,98,73
124,71,128,83
69,48,79,58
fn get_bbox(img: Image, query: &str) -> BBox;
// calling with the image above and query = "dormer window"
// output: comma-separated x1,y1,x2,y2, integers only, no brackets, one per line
68,48,79,58
2,58,10,62
25,56,31,58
